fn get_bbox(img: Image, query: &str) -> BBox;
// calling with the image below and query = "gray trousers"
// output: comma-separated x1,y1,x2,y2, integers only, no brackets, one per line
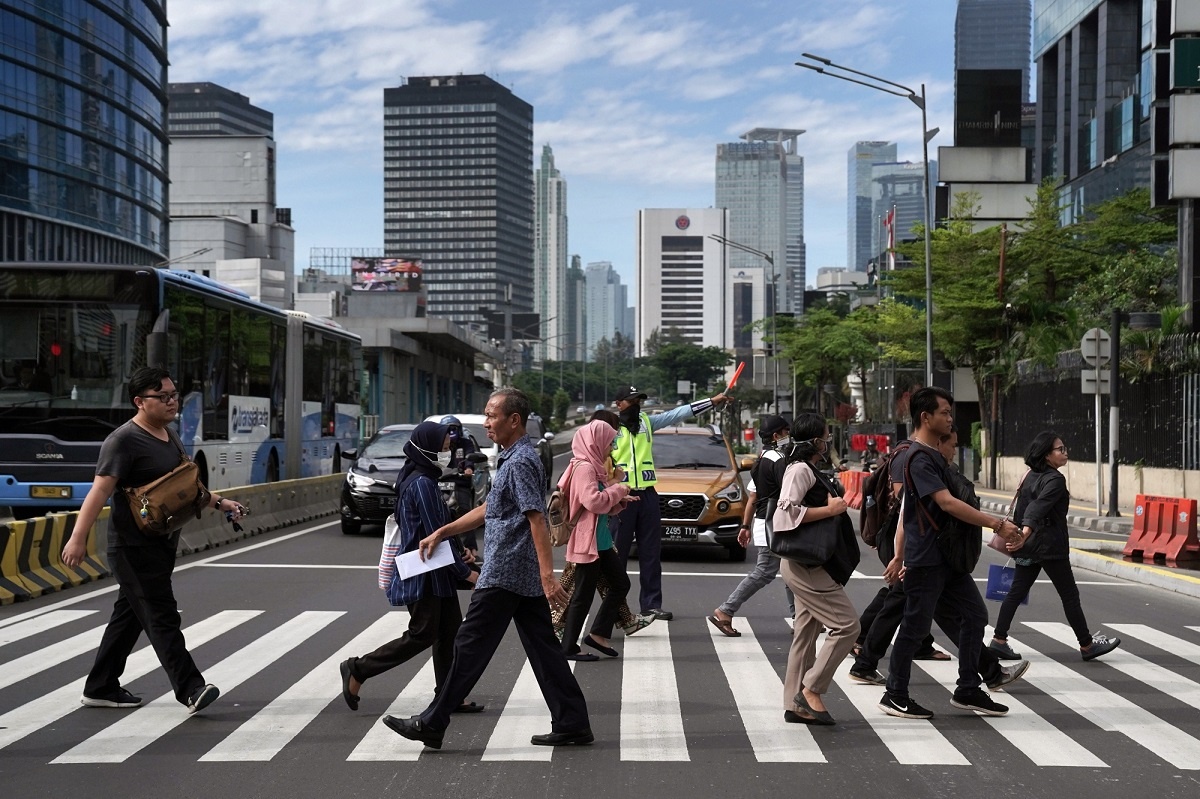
718,545,796,618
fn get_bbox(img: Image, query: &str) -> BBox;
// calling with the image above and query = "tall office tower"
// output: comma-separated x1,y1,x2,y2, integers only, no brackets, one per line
583,261,629,361
1032,0,1154,219
635,209,729,356
715,128,806,315
533,145,567,361
0,0,169,264
563,254,585,361
847,142,897,272
167,83,274,137
955,0,1033,103
383,75,534,327
168,83,292,307
871,160,938,257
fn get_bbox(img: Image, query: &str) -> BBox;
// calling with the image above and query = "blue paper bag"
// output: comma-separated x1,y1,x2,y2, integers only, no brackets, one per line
985,563,1029,605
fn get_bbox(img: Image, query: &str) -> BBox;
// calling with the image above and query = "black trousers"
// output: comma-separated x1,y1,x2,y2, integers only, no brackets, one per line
84,543,205,706
994,558,1090,647
560,548,631,649
886,564,990,697
349,594,462,694
861,579,1001,682
419,587,589,733
615,487,663,613
855,585,937,660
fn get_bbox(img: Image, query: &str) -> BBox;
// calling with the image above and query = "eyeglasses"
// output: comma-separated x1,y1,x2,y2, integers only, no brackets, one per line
141,391,179,403
1052,445,1068,454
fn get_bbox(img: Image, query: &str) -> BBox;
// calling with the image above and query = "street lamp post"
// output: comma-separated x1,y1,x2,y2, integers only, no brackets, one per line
796,53,939,386
709,234,779,413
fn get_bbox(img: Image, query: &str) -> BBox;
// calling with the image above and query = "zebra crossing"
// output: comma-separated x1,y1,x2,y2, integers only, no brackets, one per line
3,607,1200,769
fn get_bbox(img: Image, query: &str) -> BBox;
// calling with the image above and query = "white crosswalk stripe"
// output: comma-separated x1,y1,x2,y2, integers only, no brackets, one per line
707,618,825,762
202,612,412,762
0,610,97,647
53,611,341,764
0,610,262,752
3,611,1200,768
1004,630,1200,770
620,613,688,761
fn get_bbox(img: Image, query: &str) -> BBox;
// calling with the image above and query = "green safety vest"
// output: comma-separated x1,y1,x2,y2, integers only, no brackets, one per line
613,412,657,489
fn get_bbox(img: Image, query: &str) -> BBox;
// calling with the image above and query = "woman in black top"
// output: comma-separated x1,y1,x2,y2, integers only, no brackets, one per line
989,431,1121,661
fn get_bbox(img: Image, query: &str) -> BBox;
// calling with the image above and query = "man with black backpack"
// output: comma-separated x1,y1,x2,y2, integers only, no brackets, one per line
851,427,1029,693
877,388,1021,721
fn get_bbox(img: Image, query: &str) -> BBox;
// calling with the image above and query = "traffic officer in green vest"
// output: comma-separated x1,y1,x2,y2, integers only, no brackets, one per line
611,384,731,620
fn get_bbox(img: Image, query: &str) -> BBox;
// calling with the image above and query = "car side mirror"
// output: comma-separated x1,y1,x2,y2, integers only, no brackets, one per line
738,456,755,472
543,431,555,442
342,449,358,461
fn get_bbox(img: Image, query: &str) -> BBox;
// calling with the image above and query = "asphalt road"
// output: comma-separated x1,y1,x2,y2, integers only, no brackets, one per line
2,449,1200,798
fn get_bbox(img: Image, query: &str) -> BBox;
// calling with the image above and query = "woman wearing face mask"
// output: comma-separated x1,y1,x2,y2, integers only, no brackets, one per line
339,421,483,712
772,413,861,726
558,419,637,660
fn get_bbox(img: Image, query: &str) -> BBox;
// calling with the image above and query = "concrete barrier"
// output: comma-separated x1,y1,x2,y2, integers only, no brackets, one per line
0,475,342,604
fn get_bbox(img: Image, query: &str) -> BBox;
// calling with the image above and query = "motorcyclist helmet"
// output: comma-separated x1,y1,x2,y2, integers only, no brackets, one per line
440,415,463,436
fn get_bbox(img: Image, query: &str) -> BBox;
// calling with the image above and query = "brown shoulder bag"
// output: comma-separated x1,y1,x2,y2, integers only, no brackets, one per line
123,432,210,535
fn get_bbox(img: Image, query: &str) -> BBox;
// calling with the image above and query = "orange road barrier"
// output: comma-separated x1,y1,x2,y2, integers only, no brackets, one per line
1124,494,1200,566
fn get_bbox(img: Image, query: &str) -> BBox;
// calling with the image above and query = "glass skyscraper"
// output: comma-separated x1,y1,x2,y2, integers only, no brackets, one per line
847,141,897,272
382,75,534,326
533,144,567,361
0,0,169,264
955,0,1033,102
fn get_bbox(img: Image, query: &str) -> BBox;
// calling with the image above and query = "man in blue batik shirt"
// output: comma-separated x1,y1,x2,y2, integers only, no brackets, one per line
383,388,592,750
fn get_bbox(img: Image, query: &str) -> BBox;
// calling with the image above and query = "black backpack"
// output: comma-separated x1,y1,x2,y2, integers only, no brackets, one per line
858,442,911,547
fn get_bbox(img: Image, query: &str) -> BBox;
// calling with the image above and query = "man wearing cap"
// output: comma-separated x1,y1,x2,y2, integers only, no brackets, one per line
611,384,730,621
708,415,796,636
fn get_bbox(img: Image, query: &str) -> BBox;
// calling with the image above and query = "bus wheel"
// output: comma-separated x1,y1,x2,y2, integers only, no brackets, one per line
266,451,279,483
195,454,210,488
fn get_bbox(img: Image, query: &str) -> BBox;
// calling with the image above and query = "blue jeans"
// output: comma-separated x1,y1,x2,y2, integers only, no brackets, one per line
718,545,796,617
885,564,988,697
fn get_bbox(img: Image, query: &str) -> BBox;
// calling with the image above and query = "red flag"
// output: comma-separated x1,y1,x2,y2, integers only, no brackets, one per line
884,205,896,271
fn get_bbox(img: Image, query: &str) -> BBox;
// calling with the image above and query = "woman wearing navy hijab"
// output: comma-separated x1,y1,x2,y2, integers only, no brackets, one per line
339,421,483,712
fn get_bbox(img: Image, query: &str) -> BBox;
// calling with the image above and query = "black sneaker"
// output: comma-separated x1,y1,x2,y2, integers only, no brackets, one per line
188,684,220,714
645,608,674,621
80,687,142,708
988,639,1021,660
985,660,1030,691
849,668,886,685
951,687,1009,716
878,692,934,719
1081,633,1121,661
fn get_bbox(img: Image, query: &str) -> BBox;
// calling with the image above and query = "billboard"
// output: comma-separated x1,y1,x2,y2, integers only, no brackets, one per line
955,69,1023,147
351,258,423,292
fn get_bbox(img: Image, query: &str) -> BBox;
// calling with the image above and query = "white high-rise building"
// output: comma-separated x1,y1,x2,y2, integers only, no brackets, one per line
534,145,568,361
635,209,729,356
583,261,629,361
847,141,898,272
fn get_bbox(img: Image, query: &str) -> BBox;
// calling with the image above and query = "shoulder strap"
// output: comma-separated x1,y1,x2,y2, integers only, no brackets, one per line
901,444,941,534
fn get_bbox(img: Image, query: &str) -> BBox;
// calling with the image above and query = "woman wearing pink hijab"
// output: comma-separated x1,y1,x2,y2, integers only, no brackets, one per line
559,419,637,660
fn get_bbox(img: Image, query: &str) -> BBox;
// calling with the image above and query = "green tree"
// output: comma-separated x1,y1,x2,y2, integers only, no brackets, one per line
552,388,570,426
648,342,731,394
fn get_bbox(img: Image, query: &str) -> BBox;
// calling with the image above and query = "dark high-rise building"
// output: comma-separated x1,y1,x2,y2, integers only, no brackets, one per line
383,75,534,326
0,0,169,264
167,82,274,137
955,0,1033,102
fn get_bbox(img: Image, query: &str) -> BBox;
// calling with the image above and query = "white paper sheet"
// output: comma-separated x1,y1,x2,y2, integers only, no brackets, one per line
395,541,455,579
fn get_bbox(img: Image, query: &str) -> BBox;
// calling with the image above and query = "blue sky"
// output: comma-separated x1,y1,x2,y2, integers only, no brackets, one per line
168,0,967,288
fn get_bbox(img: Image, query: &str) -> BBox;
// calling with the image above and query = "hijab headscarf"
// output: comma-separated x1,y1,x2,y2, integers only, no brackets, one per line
397,421,450,485
570,419,619,487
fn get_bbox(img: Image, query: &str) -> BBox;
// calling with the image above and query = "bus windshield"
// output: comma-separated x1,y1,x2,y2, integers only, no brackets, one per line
0,269,154,439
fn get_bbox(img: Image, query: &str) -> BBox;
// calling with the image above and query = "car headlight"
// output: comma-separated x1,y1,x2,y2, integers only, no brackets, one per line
714,481,743,503
346,471,389,490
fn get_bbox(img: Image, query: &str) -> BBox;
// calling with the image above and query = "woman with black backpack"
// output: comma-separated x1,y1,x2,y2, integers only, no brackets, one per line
989,431,1121,662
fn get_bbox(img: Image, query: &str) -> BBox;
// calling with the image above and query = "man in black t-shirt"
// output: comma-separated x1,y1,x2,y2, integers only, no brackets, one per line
708,416,796,636
62,367,245,714
877,387,1019,721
